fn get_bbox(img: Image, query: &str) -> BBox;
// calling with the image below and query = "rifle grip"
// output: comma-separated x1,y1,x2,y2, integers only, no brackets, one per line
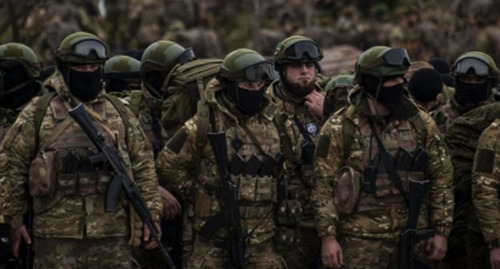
105,176,122,212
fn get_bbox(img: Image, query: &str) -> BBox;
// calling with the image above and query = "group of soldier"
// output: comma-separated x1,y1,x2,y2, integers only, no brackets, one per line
0,28,498,269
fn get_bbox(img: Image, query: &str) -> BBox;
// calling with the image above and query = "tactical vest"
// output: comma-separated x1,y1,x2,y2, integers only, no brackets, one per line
193,101,282,246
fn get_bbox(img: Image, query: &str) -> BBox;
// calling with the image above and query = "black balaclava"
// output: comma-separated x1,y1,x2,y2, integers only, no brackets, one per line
408,68,443,103
1,65,38,110
455,80,490,104
362,74,405,104
67,67,103,102
143,72,164,99
106,79,129,93
225,81,266,115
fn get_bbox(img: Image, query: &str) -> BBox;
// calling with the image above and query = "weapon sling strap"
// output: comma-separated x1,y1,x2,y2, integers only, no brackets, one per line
292,115,313,143
239,122,266,156
367,119,409,204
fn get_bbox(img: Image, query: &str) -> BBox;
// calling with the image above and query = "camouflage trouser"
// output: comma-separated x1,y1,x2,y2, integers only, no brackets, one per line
187,238,286,269
33,236,138,269
279,226,320,269
338,236,399,269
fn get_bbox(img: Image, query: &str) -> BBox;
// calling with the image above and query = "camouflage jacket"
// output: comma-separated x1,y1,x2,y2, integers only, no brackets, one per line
472,119,500,248
267,80,324,226
0,71,161,240
156,78,282,246
125,87,164,158
313,88,454,239
0,107,18,142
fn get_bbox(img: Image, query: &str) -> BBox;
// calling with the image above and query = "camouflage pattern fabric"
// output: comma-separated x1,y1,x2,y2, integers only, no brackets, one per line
267,80,323,268
32,236,138,269
156,78,285,268
0,70,161,242
312,89,454,267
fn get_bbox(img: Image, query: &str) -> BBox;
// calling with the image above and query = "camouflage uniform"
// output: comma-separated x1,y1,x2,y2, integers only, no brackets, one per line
157,49,286,269
322,74,354,119
313,46,454,268
0,32,162,268
471,119,500,267
268,35,324,268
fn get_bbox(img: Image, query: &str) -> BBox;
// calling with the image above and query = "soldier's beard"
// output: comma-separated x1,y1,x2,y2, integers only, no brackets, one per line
287,78,316,97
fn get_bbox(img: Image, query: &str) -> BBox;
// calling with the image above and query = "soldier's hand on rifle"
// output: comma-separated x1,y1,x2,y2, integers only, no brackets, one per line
159,186,181,220
426,234,447,260
321,235,343,268
490,248,500,269
10,225,31,257
143,222,162,250
304,91,324,119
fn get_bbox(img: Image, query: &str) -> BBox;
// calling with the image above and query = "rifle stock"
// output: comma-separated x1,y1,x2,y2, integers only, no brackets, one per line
69,104,175,269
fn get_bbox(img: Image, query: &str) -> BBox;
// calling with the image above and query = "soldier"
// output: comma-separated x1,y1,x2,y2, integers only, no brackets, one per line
313,46,454,268
156,48,286,268
104,55,141,96
266,35,324,268
322,74,354,119
0,42,45,267
129,40,186,268
434,51,497,134
472,119,500,269
0,31,162,268
408,68,443,112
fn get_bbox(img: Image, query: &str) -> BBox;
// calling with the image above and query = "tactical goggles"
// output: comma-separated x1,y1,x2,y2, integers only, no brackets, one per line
224,60,274,82
454,57,490,77
176,48,195,65
71,39,108,59
382,48,411,67
285,41,320,60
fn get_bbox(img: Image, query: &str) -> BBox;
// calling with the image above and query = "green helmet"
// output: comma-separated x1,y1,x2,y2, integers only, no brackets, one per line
55,31,108,64
0,42,40,79
355,46,411,83
220,48,274,82
104,55,141,82
140,40,195,76
325,74,354,92
452,51,498,82
274,35,323,70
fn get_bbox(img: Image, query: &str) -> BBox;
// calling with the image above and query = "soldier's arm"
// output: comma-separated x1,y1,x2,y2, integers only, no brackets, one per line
0,100,38,229
156,117,200,202
422,111,454,238
472,122,500,248
312,116,343,238
125,109,162,222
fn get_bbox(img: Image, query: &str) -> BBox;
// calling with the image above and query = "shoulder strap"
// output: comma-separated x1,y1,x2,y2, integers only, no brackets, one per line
34,92,57,150
128,90,143,116
105,94,131,142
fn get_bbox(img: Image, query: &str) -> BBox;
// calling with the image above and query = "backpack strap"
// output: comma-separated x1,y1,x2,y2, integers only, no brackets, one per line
128,90,143,116
34,92,57,151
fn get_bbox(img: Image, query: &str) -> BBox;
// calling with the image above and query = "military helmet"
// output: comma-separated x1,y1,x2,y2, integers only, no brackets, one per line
56,31,108,64
355,46,411,83
0,42,40,79
325,74,354,92
104,55,141,82
274,35,323,70
452,51,498,81
140,40,195,76
220,48,274,82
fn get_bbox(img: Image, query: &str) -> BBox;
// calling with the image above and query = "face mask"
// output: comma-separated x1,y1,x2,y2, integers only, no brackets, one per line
226,83,265,114
143,72,164,99
105,79,129,93
1,66,37,109
377,83,405,104
455,80,489,104
68,68,103,102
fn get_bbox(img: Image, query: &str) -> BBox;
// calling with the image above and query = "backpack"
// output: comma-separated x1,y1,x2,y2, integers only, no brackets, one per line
161,58,223,139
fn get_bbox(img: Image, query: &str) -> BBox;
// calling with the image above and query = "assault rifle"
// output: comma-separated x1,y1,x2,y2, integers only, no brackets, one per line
199,131,246,268
399,148,434,269
69,104,175,269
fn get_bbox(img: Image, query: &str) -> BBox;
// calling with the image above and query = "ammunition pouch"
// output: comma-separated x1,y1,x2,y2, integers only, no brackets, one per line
333,166,362,215
276,199,303,226
236,174,277,203
28,149,56,197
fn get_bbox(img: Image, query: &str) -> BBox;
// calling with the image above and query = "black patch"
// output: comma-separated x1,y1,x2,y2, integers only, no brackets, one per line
314,135,331,158
475,149,496,174
166,129,188,154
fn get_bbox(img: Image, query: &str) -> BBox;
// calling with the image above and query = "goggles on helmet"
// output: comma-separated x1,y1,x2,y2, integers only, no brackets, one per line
382,48,411,67
71,39,108,59
176,48,195,65
454,57,491,77
285,41,320,61
224,60,274,82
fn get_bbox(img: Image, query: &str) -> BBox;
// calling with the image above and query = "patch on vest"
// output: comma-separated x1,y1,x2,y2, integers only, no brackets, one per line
306,122,318,137
315,135,330,158
475,149,495,174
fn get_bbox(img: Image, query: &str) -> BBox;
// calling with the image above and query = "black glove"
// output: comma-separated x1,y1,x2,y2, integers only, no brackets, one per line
0,223,12,264
301,140,315,165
